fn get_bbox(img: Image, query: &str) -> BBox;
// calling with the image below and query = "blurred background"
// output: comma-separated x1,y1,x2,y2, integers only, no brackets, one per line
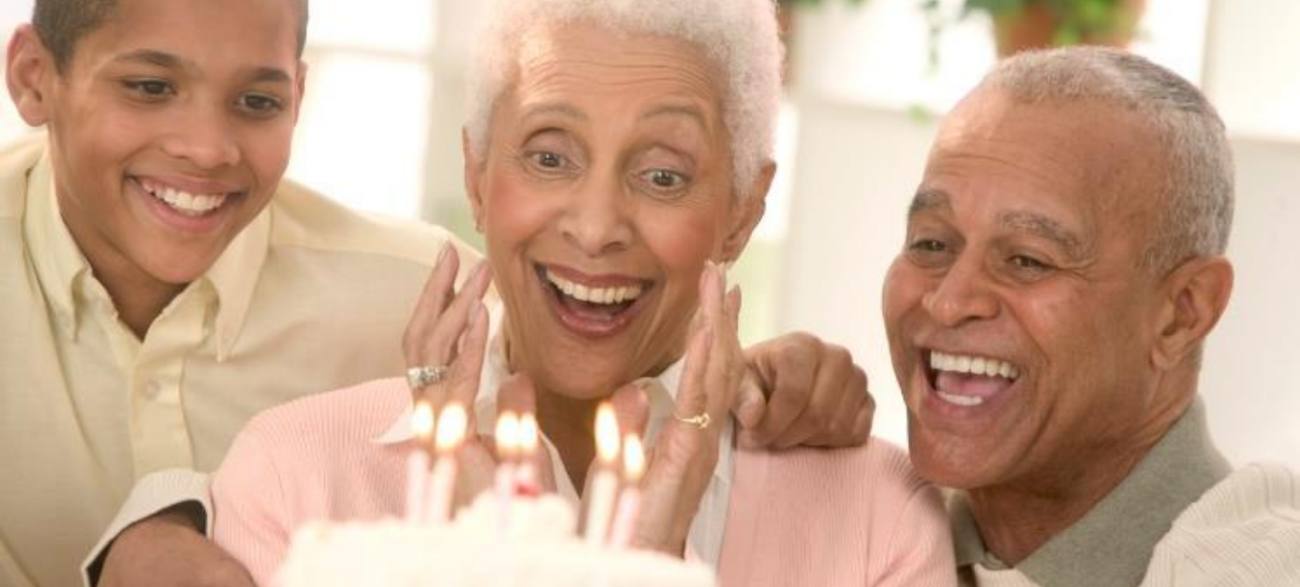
2,0,1296,469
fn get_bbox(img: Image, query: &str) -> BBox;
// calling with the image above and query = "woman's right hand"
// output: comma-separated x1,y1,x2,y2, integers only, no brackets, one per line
401,245,501,505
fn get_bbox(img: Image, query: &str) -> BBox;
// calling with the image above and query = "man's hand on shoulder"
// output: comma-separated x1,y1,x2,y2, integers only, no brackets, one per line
99,504,254,587
735,332,874,450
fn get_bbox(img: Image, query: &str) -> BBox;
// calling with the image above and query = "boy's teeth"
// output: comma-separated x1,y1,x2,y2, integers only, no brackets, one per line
930,351,1020,380
545,269,642,305
141,179,227,216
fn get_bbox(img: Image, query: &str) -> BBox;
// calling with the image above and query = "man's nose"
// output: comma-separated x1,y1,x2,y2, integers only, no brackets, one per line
557,172,635,257
921,255,999,327
159,103,240,170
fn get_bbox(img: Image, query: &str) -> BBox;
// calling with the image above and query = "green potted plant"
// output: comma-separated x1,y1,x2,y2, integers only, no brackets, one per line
963,0,1147,57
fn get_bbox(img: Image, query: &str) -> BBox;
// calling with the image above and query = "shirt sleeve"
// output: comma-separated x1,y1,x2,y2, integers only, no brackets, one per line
80,469,213,587
210,422,293,587
877,482,959,587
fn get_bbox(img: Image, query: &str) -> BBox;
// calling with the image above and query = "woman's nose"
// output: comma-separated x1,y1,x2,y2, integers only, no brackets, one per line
557,175,635,257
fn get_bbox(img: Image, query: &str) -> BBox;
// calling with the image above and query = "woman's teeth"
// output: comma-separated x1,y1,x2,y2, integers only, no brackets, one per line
141,180,227,216
930,351,1021,380
545,269,643,305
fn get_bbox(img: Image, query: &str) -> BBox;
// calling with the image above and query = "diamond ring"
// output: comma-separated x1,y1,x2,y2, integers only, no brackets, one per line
406,365,449,390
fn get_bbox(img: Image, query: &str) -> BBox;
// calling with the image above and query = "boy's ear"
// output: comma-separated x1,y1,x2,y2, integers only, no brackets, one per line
6,25,56,126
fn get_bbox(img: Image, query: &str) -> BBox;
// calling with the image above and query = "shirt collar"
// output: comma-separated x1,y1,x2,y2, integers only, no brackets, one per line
204,208,269,361
23,147,92,338
951,397,1231,587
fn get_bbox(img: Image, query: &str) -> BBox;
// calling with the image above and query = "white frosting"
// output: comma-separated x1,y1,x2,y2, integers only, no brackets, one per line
277,494,716,587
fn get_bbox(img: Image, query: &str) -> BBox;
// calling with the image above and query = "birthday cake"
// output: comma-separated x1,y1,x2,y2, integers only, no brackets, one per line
275,492,717,587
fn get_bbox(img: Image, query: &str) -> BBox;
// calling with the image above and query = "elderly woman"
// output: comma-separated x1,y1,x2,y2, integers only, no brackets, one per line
211,0,955,585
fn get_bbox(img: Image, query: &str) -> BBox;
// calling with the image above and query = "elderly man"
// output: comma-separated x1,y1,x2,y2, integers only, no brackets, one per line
883,47,1300,587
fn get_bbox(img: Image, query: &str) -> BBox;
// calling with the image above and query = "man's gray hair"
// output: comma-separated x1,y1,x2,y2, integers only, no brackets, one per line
465,0,783,195
982,47,1234,272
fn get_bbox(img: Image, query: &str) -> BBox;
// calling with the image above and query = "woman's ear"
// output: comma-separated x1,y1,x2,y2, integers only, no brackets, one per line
462,128,485,233
720,161,775,263
1150,256,1234,370
6,25,56,126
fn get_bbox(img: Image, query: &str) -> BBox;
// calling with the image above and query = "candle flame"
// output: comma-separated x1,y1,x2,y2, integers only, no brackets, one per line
519,412,539,455
412,401,435,441
622,433,645,481
495,410,520,456
435,403,468,451
595,402,620,464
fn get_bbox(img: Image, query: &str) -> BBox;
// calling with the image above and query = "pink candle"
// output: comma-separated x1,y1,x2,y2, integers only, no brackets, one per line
609,433,645,548
425,403,467,525
515,412,541,496
584,402,621,545
494,410,520,529
404,401,435,523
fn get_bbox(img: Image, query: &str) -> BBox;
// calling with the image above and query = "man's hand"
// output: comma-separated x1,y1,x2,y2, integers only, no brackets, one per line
99,506,254,587
734,332,874,450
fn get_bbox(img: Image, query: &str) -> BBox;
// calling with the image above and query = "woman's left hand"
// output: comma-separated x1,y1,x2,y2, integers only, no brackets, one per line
626,260,742,555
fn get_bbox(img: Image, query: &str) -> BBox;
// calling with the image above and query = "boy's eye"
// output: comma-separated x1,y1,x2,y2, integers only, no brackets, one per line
238,94,284,114
123,79,174,98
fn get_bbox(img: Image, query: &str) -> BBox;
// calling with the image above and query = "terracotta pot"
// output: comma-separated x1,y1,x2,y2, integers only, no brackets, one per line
992,0,1147,58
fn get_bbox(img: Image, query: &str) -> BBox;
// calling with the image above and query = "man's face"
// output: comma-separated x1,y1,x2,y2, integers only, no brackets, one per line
882,90,1169,491
37,0,303,286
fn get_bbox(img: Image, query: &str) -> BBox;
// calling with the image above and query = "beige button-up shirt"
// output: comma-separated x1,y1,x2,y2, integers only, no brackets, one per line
0,134,477,587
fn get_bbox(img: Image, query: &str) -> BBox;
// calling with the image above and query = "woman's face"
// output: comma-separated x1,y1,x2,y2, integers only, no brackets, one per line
466,22,767,400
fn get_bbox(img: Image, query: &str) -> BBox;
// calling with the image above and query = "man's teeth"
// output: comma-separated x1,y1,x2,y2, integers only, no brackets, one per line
937,392,985,407
141,180,227,216
930,351,1020,380
545,269,642,305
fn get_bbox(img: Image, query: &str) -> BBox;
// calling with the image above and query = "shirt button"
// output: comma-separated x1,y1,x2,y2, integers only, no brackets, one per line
144,381,162,400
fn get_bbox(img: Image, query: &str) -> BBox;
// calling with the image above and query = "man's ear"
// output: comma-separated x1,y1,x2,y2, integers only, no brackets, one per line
6,25,56,126
720,161,775,263
1151,255,1234,369
461,128,485,232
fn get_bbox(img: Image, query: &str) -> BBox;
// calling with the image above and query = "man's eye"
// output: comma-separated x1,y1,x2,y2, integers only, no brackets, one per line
1009,255,1052,271
908,239,946,253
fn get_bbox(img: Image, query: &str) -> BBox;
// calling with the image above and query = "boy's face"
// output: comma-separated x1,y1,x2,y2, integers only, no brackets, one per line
35,0,304,286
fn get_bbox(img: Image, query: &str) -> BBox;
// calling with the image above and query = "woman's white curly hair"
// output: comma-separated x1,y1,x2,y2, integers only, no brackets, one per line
465,0,784,195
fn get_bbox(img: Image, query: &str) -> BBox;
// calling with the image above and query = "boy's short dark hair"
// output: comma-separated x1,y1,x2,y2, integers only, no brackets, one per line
32,0,309,72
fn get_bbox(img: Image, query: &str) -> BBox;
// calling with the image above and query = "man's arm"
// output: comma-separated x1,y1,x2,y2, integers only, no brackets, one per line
735,331,875,449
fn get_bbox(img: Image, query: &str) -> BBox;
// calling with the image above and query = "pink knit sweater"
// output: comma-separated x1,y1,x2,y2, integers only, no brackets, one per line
211,379,956,587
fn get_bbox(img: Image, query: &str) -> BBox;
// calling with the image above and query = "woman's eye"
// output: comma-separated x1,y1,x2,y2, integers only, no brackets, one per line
646,169,685,189
532,152,563,169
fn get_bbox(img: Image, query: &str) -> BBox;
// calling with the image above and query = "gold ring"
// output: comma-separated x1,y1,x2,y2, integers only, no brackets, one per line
674,412,710,430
